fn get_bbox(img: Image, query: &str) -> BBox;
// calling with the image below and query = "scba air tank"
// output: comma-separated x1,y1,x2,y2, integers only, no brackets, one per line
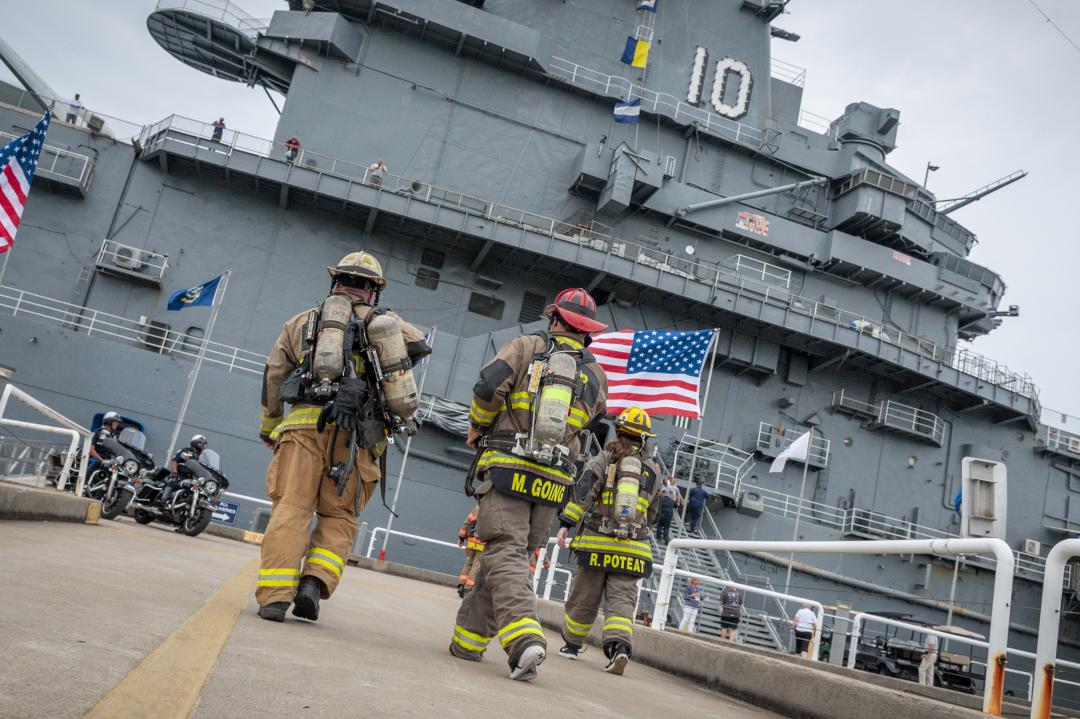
367,314,419,419
613,456,642,529
312,294,354,383
531,352,577,453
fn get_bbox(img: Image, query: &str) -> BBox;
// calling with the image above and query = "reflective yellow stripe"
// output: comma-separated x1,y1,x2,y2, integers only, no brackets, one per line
508,391,531,412
636,497,649,512
554,336,584,350
498,617,544,647
308,547,344,570
603,616,634,634
453,625,493,652
469,400,497,425
562,502,584,522
544,386,572,404
260,415,282,433
601,491,613,504
269,406,324,439
571,534,653,560
477,450,572,481
256,579,300,587
567,407,590,429
258,568,300,576
306,556,342,578
563,614,592,636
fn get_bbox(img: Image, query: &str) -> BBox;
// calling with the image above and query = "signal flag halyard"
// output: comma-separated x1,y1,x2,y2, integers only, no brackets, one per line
0,111,49,254
591,329,716,418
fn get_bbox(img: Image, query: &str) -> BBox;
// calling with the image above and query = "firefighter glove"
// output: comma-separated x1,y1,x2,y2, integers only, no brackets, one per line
318,377,366,432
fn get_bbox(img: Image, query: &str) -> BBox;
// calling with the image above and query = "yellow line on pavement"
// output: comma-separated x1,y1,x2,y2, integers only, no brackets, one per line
84,559,258,719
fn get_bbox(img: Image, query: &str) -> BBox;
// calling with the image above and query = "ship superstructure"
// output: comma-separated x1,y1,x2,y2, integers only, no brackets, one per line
2,0,1079,703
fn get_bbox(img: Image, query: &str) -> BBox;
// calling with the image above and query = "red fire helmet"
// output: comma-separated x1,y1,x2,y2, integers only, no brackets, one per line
545,288,608,333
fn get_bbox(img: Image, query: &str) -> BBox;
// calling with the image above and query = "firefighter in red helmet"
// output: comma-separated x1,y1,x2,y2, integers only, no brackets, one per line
449,288,609,681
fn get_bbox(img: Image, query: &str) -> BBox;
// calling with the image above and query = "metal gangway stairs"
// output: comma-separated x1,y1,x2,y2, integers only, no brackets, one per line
644,511,787,652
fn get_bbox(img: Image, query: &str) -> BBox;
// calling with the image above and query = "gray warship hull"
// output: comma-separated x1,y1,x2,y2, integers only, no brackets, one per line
2,0,1079,705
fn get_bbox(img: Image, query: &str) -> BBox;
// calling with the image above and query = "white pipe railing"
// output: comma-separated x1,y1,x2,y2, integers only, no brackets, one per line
667,568,823,660
1032,538,1080,718
652,538,1015,716
0,384,91,493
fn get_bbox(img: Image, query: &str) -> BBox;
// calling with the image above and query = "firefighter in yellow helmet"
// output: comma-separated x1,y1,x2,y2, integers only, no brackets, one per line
449,288,608,681
256,251,431,623
456,504,484,598
555,406,661,675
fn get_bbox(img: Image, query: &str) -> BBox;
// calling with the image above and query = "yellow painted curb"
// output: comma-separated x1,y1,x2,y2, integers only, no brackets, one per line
84,500,101,525
84,559,258,719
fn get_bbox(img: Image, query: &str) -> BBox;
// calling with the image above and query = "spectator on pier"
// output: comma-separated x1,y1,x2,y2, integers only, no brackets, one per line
65,94,83,124
211,117,226,143
284,136,301,163
678,578,703,633
685,478,709,533
918,633,939,687
719,583,742,641
791,602,817,658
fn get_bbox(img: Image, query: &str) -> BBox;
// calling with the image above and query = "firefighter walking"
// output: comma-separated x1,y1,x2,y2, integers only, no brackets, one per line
556,407,661,674
449,288,608,681
456,504,484,597
256,251,431,623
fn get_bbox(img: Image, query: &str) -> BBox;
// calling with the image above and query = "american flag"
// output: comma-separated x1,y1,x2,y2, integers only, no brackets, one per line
591,329,716,418
0,111,49,254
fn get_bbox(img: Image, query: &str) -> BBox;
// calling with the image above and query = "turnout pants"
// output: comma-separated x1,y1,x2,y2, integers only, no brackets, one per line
451,488,558,661
560,563,637,652
256,427,378,607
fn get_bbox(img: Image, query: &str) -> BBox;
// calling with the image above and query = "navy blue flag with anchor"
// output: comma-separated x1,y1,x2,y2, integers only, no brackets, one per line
167,275,222,311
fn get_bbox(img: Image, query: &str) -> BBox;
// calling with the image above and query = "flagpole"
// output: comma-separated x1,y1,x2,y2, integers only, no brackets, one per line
166,270,230,460
783,426,816,599
0,248,11,289
378,327,437,561
681,329,718,527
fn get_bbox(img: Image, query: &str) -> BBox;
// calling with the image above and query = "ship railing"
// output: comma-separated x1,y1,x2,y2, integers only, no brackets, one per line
152,0,269,39
878,400,947,446
96,239,170,282
0,91,146,142
796,110,836,136
669,434,755,497
771,58,806,88
546,56,768,148
724,254,791,288
0,435,66,485
756,422,831,467
0,130,93,191
0,285,266,376
1044,426,1080,457
136,114,1041,406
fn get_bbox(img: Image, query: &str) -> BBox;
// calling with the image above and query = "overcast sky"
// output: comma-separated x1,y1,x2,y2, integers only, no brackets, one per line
3,0,1079,416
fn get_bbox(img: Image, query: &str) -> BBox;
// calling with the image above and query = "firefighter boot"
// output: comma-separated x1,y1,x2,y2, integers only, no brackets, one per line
293,576,325,621
258,602,289,623
509,642,545,681
603,640,631,675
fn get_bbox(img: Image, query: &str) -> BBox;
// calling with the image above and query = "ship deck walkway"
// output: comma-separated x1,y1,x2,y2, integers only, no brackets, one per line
1,519,777,719
2,514,1024,719
134,115,1039,427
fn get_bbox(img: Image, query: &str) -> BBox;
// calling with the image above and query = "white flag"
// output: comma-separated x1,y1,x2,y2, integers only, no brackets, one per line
769,431,812,473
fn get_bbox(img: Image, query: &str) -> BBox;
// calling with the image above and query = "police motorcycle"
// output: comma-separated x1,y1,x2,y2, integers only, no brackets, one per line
131,449,229,537
83,427,159,520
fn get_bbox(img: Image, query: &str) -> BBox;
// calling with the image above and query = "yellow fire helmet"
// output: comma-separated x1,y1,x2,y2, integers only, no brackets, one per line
327,250,386,288
614,406,656,438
